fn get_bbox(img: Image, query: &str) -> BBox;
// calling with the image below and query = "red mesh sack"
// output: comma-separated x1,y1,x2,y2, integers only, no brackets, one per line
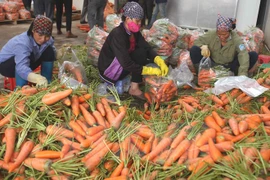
18,9,31,19
5,12,19,20
2,2,19,13
0,12,5,21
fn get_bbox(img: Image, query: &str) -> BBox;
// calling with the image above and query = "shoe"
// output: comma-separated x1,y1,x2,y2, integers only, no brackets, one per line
80,21,88,24
61,24,66,28
66,32,78,38
130,93,146,101
57,30,62,35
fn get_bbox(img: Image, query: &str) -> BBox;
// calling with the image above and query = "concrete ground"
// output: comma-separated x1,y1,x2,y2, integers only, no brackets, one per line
0,20,87,88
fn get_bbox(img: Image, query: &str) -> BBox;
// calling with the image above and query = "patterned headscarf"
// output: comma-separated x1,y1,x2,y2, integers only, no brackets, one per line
32,15,53,36
123,2,144,19
216,14,234,31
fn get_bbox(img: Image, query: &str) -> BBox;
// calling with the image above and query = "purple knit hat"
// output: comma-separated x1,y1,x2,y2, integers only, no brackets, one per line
123,2,144,19
216,14,234,31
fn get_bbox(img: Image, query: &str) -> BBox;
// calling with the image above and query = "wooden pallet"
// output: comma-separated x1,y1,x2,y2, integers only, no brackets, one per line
0,18,34,25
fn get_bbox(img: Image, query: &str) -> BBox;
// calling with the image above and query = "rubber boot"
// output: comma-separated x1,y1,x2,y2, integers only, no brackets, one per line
41,61,54,83
15,72,28,88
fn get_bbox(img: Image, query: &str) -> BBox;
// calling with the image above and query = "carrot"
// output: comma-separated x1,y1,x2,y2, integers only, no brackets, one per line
142,137,172,161
42,89,73,105
76,118,89,132
210,95,224,106
244,147,258,166
86,125,104,136
110,161,124,177
78,93,91,103
238,120,249,133
0,160,25,174
69,120,86,136
81,131,104,148
170,125,191,149
136,127,154,139
204,115,222,132
4,128,16,163
90,134,107,149
0,113,13,127
231,130,254,143
143,135,154,154
92,110,107,128
121,167,129,176
35,150,61,159
84,143,113,172
104,160,115,171
195,128,216,147
238,95,252,104
236,92,247,102
20,85,38,96
153,149,171,165
177,151,188,165
178,99,195,113
260,143,270,161
144,92,152,104
215,135,226,143
163,139,191,169
96,102,106,117
62,97,71,106
61,144,70,158
104,176,128,180
9,140,35,172
216,132,234,141
58,137,82,151
208,138,223,163
82,140,109,162
245,115,262,129
30,144,43,157
212,111,225,127
71,95,80,117
228,117,239,136
111,110,126,130
163,122,177,138
261,105,270,114
191,155,214,174
79,105,96,126
23,158,52,172
46,125,75,139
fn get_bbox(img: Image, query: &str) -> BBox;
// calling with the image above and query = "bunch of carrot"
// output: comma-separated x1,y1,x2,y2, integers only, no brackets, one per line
198,68,216,88
144,76,178,107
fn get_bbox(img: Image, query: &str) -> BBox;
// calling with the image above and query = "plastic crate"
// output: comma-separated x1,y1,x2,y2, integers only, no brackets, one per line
258,54,270,64
4,77,16,91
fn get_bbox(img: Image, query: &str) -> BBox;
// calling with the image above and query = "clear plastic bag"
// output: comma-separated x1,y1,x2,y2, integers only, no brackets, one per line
58,48,88,89
198,57,215,88
105,14,121,32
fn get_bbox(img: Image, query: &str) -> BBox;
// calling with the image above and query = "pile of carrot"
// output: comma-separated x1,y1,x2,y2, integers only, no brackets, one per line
0,67,270,179
144,76,178,107
198,68,216,88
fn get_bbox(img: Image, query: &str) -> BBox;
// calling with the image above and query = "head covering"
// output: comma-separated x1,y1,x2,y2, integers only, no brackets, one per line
31,15,53,36
216,14,234,31
123,2,144,20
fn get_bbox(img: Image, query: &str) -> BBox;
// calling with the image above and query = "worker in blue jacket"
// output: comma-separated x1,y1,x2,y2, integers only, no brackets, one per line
147,0,167,28
0,15,56,88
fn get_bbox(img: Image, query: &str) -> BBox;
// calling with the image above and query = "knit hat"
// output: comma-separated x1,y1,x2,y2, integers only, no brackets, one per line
216,14,234,31
32,15,53,36
123,2,144,19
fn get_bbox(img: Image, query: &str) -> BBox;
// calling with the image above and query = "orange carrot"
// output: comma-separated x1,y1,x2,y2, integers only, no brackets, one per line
212,111,225,127
104,160,115,171
46,125,75,139
111,110,126,130
170,125,191,149
69,120,86,136
153,149,171,165
244,147,258,166
61,144,70,158
24,158,52,172
96,102,106,117
177,150,188,165
71,95,80,117
143,135,154,154
90,134,107,149
231,130,254,143
78,93,91,103
9,140,35,172
110,161,124,177
92,110,107,128
144,92,152,104
216,132,234,141
0,113,13,127
210,95,224,106
42,89,73,105
195,128,216,147
81,131,104,148
82,140,109,162
4,128,16,163
35,150,61,159
79,104,97,126
62,97,71,106
104,176,128,180
204,115,222,132
178,100,195,113
260,143,270,162
208,138,223,162
86,125,104,136
238,120,248,134
228,117,239,136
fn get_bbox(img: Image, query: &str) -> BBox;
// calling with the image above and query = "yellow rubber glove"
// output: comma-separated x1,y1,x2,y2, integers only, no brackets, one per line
200,45,211,57
142,66,162,76
27,72,48,87
154,56,169,76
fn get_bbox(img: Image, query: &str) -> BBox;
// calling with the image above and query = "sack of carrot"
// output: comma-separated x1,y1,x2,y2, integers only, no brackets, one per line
144,76,178,104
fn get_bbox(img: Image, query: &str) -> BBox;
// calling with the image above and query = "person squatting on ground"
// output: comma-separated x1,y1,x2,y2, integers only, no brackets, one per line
190,14,258,76
98,2,168,99
0,15,56,88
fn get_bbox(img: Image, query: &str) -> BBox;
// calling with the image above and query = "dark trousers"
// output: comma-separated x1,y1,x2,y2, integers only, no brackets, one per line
190,45,258,75
101,47,150,84
22,0,32,11
143,0,154,26
87,0,107,28
34,0,54,21
80,0,88,23
0,46,55,78
55,0,72,31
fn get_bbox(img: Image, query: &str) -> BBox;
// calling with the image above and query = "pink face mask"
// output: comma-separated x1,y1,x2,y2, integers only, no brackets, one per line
127,21,141,33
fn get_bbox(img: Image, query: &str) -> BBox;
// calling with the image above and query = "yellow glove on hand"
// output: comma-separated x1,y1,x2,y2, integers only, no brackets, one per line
142,66,162,76
154,56,169,76
27,72,48,87
200,45,211,57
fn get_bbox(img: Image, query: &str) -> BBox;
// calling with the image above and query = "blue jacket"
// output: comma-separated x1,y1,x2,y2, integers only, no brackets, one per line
155,0,167,3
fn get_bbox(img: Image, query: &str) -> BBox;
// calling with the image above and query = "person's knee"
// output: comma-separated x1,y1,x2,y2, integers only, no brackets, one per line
249,51,258,63
190,46,202,64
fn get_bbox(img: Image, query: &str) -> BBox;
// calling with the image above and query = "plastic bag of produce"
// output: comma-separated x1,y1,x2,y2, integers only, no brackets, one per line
0,3,3,13
2,2,19,13
177,50,195,73
58,47,88,89
242,27,264,53
198,57,215,88
105,14,121,32
18,9,31,19
0,12,5,21
5,12,19,20
167,47,180,67
86,26,108,66
144,75,177,104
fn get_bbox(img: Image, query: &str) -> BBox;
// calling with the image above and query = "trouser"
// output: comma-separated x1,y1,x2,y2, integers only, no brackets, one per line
0,46,55,78
190,45,258,75
80,0,88,22
22,0,32,11
34,0,54,21
55,0,72,31
87,0,107,29
148,2,167,28
144,0,154,25
100,47,150,84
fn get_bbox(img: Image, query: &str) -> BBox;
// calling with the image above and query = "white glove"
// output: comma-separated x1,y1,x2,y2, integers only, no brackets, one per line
27,72,48,87
200,45,211,57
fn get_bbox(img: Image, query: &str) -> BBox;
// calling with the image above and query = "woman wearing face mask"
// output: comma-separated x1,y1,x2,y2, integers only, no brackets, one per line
190,14,258,76
98,2,168,99
0,15,56,88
